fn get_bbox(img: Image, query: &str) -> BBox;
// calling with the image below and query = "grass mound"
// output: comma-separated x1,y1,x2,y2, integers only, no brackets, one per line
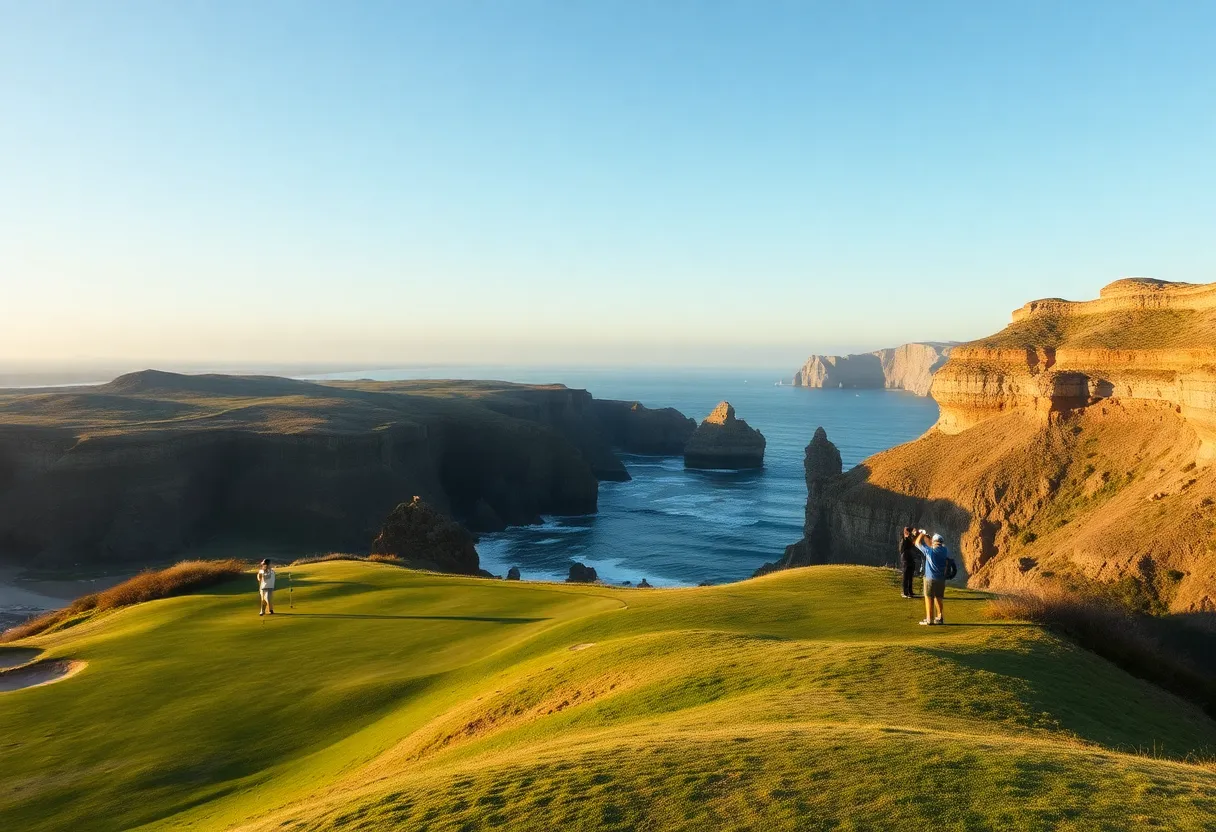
986,587,1216,717
1,559,245,642
1,562,1214,831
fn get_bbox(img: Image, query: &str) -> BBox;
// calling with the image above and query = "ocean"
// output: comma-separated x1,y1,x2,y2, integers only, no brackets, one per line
309,367,940,586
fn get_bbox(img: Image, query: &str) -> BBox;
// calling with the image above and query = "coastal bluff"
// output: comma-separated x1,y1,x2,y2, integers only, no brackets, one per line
792,342,955,396
784,278,1216,612
684,402,765,469
0,371,694,570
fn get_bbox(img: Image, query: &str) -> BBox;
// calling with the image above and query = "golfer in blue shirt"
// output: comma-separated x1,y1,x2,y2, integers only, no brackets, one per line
914,531,949,625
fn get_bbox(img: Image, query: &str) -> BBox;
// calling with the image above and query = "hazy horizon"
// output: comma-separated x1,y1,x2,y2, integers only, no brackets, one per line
4,2,1214,368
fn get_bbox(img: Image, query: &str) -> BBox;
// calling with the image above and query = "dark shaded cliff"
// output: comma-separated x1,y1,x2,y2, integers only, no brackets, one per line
0,371,687,568
590,399,696,455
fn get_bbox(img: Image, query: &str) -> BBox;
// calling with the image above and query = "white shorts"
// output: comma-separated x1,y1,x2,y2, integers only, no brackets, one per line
260,588,275,601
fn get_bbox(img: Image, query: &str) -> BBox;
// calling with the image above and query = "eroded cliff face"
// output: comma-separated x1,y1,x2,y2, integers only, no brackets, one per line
796,278,1216,612
792,343,954,396
0,372,689,568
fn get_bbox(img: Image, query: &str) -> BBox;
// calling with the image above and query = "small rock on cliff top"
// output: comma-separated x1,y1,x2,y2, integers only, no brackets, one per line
371,496,480,575
684,402,766,469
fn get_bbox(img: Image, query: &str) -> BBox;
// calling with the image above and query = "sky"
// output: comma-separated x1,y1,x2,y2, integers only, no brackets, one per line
2,1,1214,370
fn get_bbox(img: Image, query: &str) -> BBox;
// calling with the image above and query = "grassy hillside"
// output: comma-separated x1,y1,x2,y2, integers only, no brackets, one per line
2,562,1215,831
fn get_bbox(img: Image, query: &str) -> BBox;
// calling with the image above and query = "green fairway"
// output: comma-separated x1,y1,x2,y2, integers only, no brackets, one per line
1,562,1214,831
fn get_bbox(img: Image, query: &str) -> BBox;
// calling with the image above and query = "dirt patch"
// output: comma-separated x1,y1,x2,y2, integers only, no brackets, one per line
569,643,596,651
0,660,86,693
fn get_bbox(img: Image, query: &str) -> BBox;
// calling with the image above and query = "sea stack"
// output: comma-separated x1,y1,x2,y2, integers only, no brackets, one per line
755,426,844,576
683,401,766,469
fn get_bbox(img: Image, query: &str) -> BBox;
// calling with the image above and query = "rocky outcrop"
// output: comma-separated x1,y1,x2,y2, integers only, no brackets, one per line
932,279,1216,458
792,343,955,396
0,372,670,569
755,427,845,576
370,496,479,575
794,279,1216,612
506,567,521,581
567,562,598,583
683,403,766,470
591,400,696,455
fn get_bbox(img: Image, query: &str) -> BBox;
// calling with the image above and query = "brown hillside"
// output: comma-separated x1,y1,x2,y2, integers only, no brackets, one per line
810,278,1216,613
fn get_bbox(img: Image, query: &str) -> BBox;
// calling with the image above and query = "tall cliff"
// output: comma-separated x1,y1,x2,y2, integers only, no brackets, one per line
0,372,691,569
786,278,1216,613
792,342,955,396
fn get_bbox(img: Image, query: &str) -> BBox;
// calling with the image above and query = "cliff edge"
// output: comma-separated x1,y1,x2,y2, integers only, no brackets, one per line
792,342,955,396
0,373,692,569
789,278,1216,613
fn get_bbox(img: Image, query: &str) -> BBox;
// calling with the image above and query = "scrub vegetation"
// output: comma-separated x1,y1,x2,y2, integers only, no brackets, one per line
1,562,1215,831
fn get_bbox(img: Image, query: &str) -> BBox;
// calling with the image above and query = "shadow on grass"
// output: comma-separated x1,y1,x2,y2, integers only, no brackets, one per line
278,613,548,624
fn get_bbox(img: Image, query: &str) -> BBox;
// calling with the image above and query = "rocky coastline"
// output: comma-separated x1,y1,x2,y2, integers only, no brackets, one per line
792,342,955,396
774,279,1216,612
0,371,698,571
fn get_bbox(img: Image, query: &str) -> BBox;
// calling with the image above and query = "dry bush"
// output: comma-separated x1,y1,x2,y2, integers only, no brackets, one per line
290,553,367,565
366,553,405,565
987,587,1216,716
2,559,245,643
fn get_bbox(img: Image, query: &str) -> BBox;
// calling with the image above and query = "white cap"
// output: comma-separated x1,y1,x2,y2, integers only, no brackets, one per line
931,533,944,543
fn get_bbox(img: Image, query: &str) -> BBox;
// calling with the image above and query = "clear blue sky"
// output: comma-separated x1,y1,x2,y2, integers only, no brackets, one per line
2,1,1214,368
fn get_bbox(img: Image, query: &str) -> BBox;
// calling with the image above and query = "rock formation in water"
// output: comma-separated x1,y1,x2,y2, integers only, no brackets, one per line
755,427,844,576
370,496,480,575
783,278,1216,612
567,562,598,583
506,567,521,581
792,342,955,396
683,402,766,469
591,400,697,455
0,371,689,570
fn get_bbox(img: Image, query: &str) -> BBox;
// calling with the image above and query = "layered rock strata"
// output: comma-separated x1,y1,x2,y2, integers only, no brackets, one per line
684,402,766,469
782,278,1216,612
792,343,955,396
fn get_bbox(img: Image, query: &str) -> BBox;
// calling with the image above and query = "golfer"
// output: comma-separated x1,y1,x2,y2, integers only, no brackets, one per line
257,558,276,616
898,526,919,598
914,531,949,625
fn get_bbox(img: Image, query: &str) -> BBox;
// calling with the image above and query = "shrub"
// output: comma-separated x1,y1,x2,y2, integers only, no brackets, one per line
986,587,1216,717
291,553,366,565
2,559,245,642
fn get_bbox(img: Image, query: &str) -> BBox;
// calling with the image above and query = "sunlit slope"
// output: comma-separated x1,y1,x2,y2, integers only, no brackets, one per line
2,563,1215,832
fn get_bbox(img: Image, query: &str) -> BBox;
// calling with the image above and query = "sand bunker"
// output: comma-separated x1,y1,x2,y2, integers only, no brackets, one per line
0,660,86,693
0,647,41,670
569,643,596,651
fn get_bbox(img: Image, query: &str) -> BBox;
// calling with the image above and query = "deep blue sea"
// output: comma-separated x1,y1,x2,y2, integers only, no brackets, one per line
307,367,939,586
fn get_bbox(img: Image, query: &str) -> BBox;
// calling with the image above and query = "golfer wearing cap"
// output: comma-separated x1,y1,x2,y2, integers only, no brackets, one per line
913,531,949,625
257,558,276,616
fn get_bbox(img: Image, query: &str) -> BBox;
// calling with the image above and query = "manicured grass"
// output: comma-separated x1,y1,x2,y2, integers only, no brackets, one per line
1,563,1214,831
